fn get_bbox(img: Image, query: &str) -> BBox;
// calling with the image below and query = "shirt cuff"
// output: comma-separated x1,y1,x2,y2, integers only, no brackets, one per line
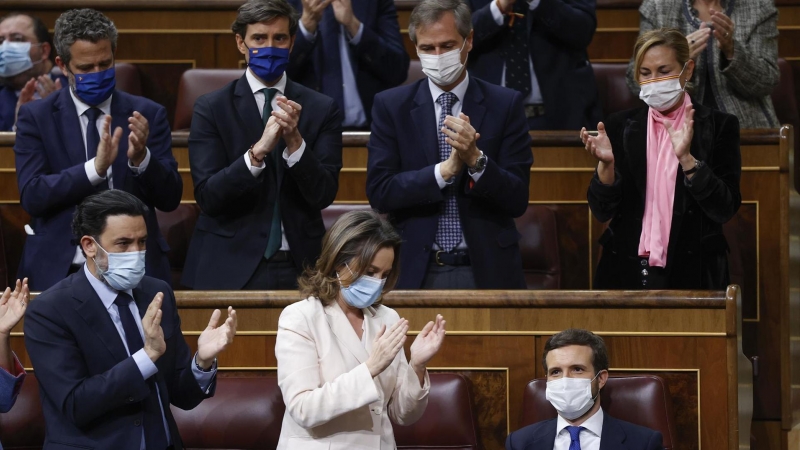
244,150,266,177
299,21,317,42
192,353,217,393
128,148,151,175
490,1,505,25
133,349,158,381
84,158,107,186
434,163,455,189
529,0,542,10
469,158,487,183
282,140,306,168
348,23,365,45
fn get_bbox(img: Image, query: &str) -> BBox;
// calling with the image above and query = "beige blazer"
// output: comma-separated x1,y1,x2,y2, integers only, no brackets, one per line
275,297,430,450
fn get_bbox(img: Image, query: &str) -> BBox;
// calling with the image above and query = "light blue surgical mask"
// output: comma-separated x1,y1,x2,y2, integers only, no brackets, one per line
92,238,146,291
338,263,386,309
0,41,35,78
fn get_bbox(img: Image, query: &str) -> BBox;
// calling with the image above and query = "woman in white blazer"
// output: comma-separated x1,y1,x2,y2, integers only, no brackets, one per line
275,211,446,450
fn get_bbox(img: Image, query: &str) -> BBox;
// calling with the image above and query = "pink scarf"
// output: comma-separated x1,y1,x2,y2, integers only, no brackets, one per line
638,95,691,268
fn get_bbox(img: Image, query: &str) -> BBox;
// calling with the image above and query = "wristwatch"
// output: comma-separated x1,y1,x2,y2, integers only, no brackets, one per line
469,151,487,175
683,159,704,175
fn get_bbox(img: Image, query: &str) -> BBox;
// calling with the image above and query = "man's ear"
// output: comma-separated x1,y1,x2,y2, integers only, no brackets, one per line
596,369,609,391
235,33,248,57
80,235,98,259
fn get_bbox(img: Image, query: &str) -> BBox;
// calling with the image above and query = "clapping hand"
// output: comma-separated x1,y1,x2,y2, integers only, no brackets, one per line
580,123,614,165
300,0,333,34
409,314,446,370
127,111,150,167
95,115,123,178
272,96,303,153
709,9,736,60
196,306,237,370
442,113,482,169
332,0,361,37
0,279,29,335
142,293,166,362
251,115,283,164
664,102,695,165
366,319,408,377
686,23,711,60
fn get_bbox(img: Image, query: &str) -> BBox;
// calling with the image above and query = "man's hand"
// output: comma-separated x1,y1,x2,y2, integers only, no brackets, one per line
35,75,62,99
301,0,333,35
442,113,482,168
272,96,303,154
95,115,123,178
251,115,283,164
196,306,237,370
439,147,464,182
127,111,149,167
142,293,166,363
332,0,361,37
0,278,29,336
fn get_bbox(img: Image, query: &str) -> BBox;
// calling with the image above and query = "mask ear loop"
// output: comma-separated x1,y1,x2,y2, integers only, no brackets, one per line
590,370,605,401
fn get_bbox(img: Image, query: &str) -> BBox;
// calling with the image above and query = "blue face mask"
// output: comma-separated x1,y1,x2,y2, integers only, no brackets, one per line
246,45,289,82
0,41,35,78
92,238,146,291
72,67,116,106
338,264,386,309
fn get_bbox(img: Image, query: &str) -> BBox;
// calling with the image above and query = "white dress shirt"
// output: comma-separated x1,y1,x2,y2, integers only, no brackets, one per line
67,89,152,264
83,264,216,450
554,407,603,450
299,20,368,128
490,0,544,105
242,69,308,252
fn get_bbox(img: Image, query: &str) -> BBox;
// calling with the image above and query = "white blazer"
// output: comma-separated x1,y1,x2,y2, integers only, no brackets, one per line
275,297,430,450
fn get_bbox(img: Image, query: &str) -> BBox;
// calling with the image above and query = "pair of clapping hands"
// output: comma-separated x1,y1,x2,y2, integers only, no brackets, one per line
439,114,483,181
365,315,447,379
250,96,303,164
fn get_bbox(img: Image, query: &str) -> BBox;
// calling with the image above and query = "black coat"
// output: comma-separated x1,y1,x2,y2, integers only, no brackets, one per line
587,102,741,289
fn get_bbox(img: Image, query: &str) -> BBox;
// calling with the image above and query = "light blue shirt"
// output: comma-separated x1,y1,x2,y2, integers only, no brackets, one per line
490,0,544,105
299,20,367,127
84,264,216,449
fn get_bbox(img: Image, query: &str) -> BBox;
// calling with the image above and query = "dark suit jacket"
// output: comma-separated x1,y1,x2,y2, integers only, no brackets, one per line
587,103,742,289
506,414,664,450
366,77,532,289
466,0,602,130
286,0,409,125
182,74,342,289
13,88,181,291
23,270,214,450
0,72,68,131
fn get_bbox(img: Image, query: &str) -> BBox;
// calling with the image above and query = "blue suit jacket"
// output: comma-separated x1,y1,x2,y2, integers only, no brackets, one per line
0,353,24,414
181,75,342,289
506,414,664,450
23,270,214,450
13,87,182,291
286,0,409,125
366,77,532,289
466,0,602,130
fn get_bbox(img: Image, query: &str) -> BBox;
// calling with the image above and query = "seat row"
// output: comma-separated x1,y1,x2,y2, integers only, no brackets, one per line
0,373,676,450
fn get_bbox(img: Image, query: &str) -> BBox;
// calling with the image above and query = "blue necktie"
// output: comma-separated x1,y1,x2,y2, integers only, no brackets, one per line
566,425,584,450
84,107,109,191
259,88,283,260
435,92,463,253
113,293,169,450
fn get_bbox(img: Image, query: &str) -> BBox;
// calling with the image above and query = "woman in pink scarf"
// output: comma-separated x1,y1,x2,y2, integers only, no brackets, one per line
581,28,741,289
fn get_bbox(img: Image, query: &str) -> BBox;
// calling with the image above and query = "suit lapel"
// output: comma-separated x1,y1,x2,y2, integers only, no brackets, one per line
234,74,265,147
324,302,370,364
526,419,557,450
599,415,627,450
411,81,439,167
73,269,129,363
110,91,133,189
461,78,486,137
53,88,89,168
623,108,649,200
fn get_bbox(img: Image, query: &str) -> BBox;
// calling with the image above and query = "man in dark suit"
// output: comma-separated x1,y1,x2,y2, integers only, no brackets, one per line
13,8,182,291
182,0,342,290
506,329,663,450
286,0,408,129
366,0,532,290
0,12,66,131
24,190,237,450
465,0,602,130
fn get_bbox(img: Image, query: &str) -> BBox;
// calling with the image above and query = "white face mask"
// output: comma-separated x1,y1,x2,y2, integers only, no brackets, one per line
417,39,468,87
545,371,602,421
638,62,688,112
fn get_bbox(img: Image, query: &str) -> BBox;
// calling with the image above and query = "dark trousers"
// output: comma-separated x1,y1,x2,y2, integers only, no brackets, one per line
420,261,477,289
242,254,299,290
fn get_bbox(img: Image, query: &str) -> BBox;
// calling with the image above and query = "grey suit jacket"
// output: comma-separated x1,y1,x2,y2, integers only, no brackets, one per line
626,0,779,128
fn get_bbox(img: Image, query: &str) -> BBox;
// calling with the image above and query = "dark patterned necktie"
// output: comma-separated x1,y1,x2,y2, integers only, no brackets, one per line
504,1,531,97
260,88,282,260
435,92,463,252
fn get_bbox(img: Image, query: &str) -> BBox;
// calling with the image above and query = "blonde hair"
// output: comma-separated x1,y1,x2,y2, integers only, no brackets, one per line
298,210,402,306
633,28,691,83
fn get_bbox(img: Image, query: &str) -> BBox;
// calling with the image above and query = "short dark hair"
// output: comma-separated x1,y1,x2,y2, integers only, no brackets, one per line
231,0,299,39
72,190,149,252
54,9,118,68
542,329,610,374
0,12,55,63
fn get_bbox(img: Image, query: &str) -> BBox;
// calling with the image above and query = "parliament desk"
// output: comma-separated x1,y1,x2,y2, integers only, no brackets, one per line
9,288,750,450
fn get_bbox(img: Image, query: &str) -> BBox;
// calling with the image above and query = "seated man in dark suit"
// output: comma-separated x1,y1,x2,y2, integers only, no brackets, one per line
286,0,409,129
0,12,66,131
0,279,28,425
366,0,532,289
465,0,602,130
506,329,664,450
183,0,342,290
24,190,237,450
13,8,182,291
